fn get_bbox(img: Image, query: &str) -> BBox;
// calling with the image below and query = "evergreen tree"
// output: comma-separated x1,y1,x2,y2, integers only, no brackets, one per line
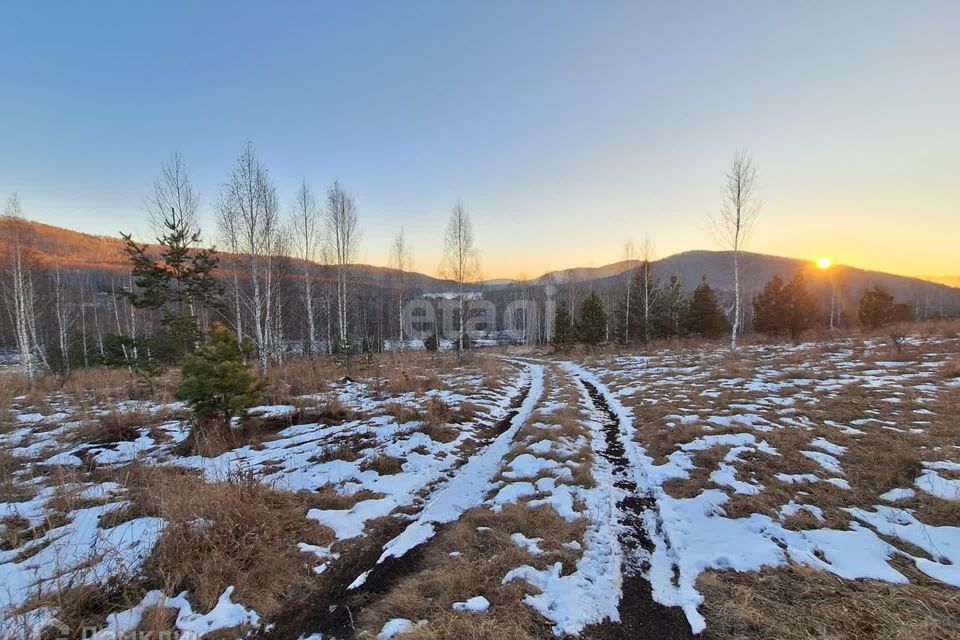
858,286,896,329
576,292,608,345
755,273,818,341
685,276,729,338
651,273,687,340
551,299,574,352
752,275,787,336
120,208,221,360
781,273,818,340
177,323,268,429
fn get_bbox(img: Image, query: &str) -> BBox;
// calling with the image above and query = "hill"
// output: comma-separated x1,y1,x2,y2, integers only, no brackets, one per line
3,217,958,315
0,216,456,292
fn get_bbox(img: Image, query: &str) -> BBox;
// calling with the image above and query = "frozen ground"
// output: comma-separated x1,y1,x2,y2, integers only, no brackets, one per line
1,335,958,639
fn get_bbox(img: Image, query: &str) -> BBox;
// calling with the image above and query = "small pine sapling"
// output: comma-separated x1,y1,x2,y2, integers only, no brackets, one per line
177,323,267,433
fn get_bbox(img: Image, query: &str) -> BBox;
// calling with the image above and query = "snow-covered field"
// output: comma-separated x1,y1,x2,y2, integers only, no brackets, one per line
1,336,958,639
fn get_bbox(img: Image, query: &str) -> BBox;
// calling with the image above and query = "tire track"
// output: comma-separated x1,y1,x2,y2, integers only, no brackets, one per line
566,363,692,640
263,362,544,640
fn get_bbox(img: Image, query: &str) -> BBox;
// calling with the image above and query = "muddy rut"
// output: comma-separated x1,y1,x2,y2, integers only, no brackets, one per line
262,374,535,639
575,375,692,640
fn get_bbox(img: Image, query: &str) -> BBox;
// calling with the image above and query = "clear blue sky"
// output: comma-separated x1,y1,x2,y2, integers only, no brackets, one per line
2,1,958,278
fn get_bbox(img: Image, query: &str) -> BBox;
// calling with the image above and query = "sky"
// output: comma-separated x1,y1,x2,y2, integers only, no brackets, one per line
1,1,958,280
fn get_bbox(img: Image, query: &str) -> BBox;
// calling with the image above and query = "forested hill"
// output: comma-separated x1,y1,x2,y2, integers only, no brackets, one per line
0,216,455,291
3,216,958,315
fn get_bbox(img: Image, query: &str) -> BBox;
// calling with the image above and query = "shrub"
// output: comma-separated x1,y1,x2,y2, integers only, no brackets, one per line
176,323,267,430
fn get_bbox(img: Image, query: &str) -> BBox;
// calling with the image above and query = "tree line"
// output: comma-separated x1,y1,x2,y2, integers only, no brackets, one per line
0,145,488,381
551,266,919,351
1,148,949,382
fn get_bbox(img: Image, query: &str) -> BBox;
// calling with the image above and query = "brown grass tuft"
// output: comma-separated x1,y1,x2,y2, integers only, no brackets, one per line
362,453,404,475
698,562,960,640
101,464,331,618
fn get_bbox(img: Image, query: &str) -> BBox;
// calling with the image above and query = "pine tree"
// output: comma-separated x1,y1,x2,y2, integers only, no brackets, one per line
551,299,574,352
858,286,896,329
685,276,729,338
753,273,818,340
752,275,787,336
176,323,268,429
576,292,608,345
651,273,687,340
782,273,818,340
120,207,221,359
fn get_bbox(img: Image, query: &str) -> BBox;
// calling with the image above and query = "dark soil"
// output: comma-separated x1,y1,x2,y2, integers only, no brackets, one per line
260,379,534,639
578,378,693,640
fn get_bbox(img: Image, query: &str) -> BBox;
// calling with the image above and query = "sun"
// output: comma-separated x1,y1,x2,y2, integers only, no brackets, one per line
817,257,832,270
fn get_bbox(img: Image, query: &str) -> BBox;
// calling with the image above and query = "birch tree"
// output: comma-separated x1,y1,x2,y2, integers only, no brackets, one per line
52,266,73,375
147,152,200,233
622,240,635,343
217,142,281,370
217,192,244,341
288,180,321,355
639,235,656,343
388,228,411,345
324,181,360,351
440,202,480,360
2,194,42,382
715,150,760,353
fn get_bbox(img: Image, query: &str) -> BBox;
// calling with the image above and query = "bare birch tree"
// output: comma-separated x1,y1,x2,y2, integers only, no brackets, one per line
714,150,760,353
388,228,412,345
52,266,73,375
147,152,200,233
288,179,321,355
622,240,635,343
440,202,480,360
2,194,42,382
216,191,244,340
639,235,656,343
217,142,281,370
324,181,360,350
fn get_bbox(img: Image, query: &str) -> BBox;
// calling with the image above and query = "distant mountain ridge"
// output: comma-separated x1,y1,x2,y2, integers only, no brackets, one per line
4,217,958,315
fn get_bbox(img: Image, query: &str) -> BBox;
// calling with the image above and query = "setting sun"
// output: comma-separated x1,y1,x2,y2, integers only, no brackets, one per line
817,257,832,270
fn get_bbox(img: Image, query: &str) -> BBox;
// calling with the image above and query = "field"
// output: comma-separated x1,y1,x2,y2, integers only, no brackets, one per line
1,329,959,639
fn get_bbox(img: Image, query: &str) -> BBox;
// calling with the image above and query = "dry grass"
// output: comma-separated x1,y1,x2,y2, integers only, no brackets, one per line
307,485,385,510
362,453,404,475
264,358,330,402
419,397,460,443
0,381,18,427
308,438,366,464
940,358,960,381
588,329,960,639
358,504,584,639
0,449,35,503
25,580,148,640
72,409,151,444
275,394,358,427
382,402,422,424
100,463,332,620
698,562,960,640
